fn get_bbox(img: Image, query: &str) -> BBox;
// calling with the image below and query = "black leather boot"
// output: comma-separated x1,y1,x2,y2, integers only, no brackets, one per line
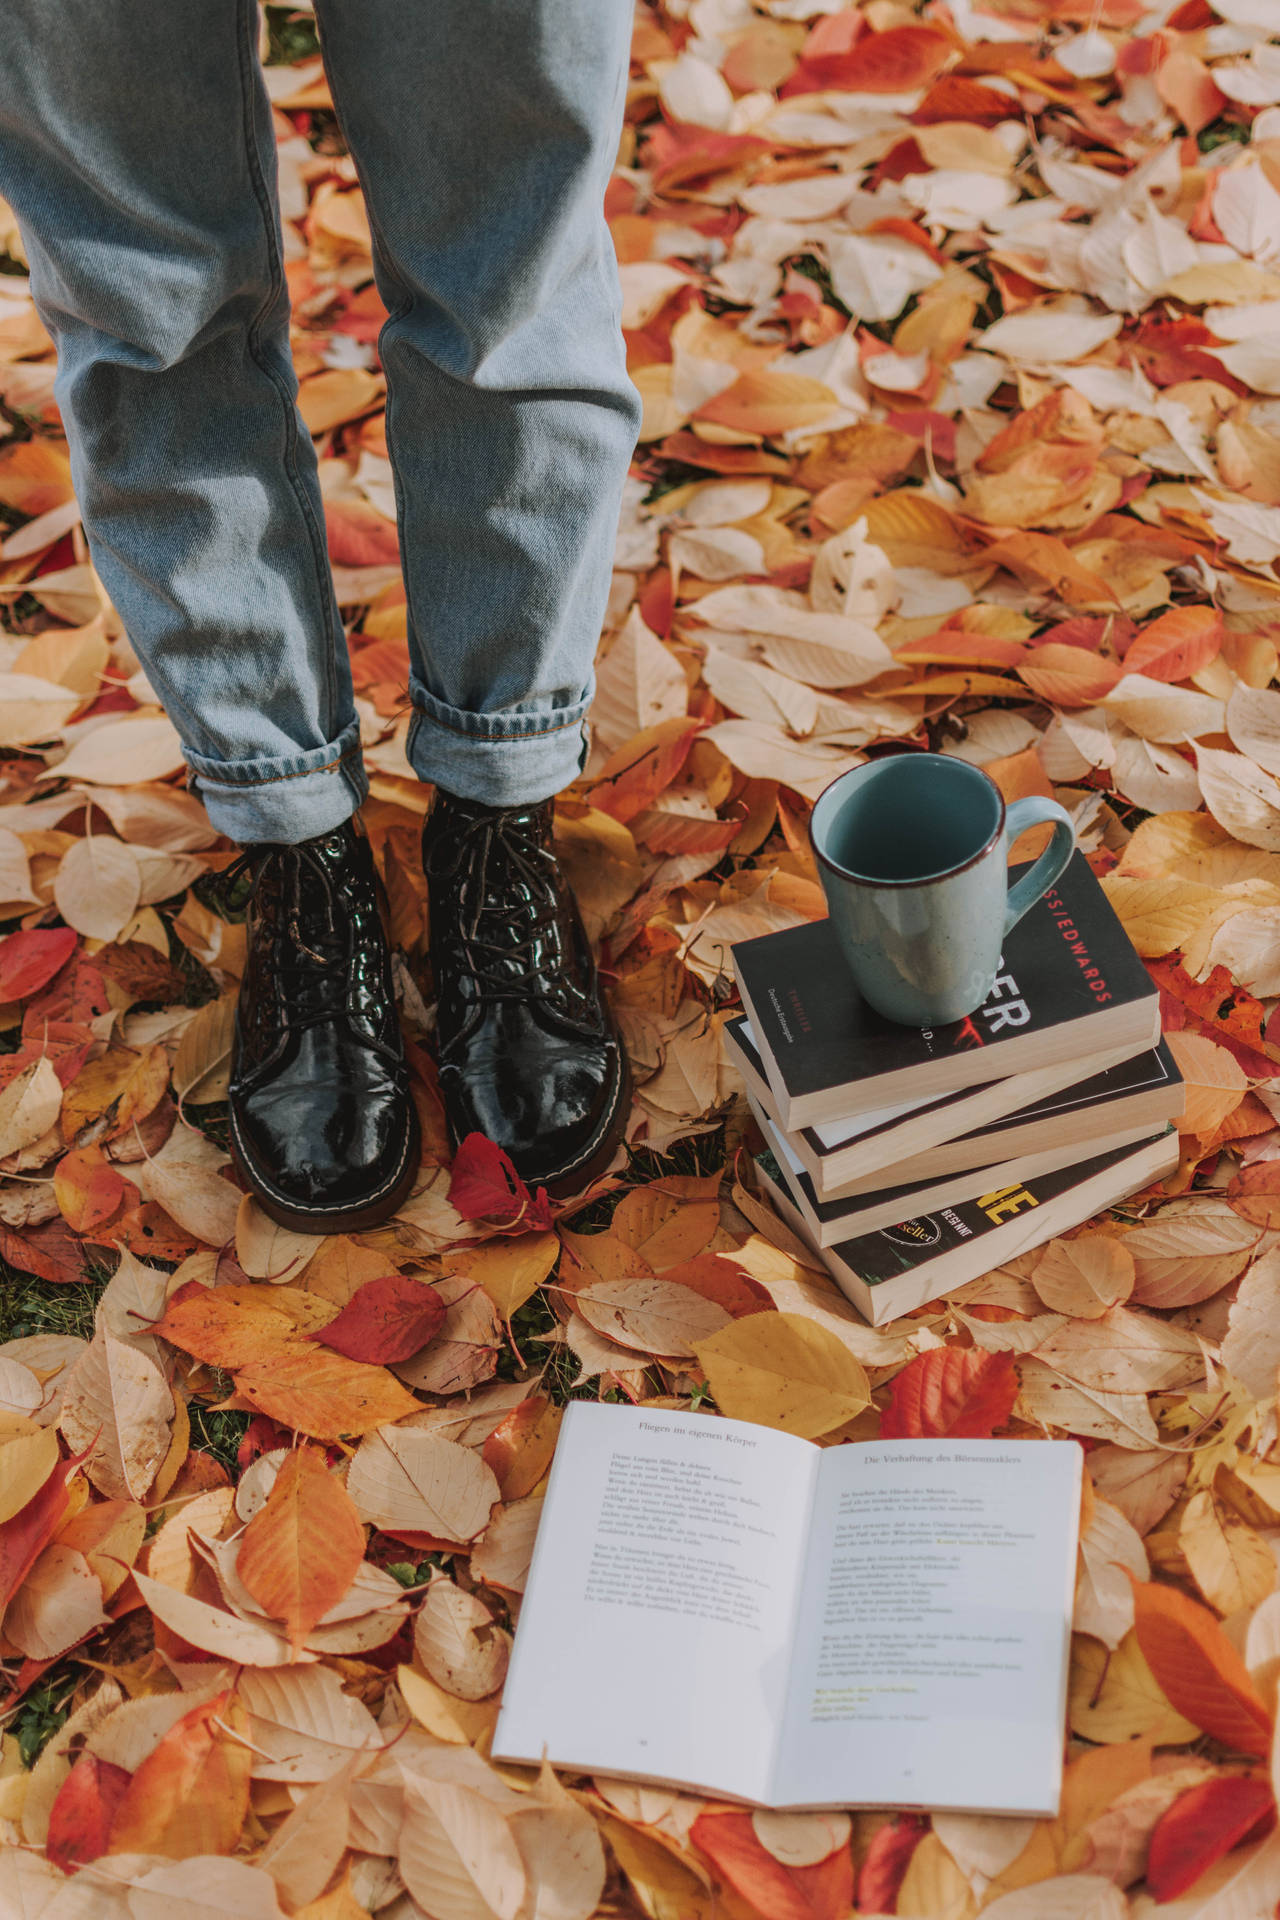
226,818,420,1232
422,788,631,1195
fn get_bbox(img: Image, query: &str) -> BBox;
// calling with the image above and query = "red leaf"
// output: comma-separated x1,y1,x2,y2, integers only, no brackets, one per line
310,1274,446,1364
855,1814,928,1913
448,1132,543,1229
691,1810,853,1920
0,927,77,1002
1147,1775,1276,1901
47,1752,132,1874
880,1349,1018,1439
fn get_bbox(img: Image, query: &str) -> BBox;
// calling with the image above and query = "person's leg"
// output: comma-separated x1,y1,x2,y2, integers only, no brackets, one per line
0,4,417,1229
0,0,362,845
314,0,641,1191
313,0,642,805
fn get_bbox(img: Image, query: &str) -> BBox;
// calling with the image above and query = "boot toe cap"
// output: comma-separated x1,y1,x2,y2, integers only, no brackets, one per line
230,1031,418,1228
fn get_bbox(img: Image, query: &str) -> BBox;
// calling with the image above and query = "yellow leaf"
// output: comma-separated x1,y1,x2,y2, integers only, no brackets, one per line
397,1663,501,1746
0,1426,58,1525
1097,874,1225,958
1180,1487,1277,1616
1068,1630,1198,1744
693,1312,870,1437
456,1232,558,1319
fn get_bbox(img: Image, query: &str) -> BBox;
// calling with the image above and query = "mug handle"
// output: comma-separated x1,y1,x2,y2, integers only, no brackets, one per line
1002,797,1076,936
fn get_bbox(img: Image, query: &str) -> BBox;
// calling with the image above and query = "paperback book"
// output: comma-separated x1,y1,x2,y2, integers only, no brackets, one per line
733,851,1159,1130
749,1095,1172,1247
728,1019,1184,1199
494,1404,1081,1816
756,1129,1179,1325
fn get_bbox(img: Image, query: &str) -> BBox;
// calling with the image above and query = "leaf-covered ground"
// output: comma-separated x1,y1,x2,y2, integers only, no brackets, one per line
4,0,1280,1913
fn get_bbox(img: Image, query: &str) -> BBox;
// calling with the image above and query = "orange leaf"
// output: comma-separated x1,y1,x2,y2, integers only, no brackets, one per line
695,369,839,439
1123,605,1223,684
235,1445,366,1652
983,531,1116,605
232,1346,420,1442
1130,1579,1272,1758
894,630,1026,669
1147,1775,1275,1899
107,1691,251,1859
879,1349,1018,1439
151,1283,305,1371
589,717,703,822
1018,642,1122,707
53,1146,133,1235
691,1810,853,1920
482,1395,563,1500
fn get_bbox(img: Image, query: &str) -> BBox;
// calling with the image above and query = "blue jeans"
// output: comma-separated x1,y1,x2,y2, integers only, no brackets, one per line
0,0,640,842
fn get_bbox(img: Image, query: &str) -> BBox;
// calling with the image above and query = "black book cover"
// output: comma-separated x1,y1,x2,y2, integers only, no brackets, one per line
758,1134,1161,1289
727,1017,1179,1161
733,851,1153,1107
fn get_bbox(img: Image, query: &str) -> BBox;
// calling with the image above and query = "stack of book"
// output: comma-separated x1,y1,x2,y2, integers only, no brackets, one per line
728,851,1184,1326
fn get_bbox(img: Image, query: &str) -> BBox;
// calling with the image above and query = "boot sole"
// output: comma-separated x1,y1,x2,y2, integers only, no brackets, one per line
540,1046,634,1200
229,1102,422,1236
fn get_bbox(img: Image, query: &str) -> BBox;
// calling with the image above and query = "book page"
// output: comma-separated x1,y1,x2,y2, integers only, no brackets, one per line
773,1441,1081,1814
493,1403,818,1802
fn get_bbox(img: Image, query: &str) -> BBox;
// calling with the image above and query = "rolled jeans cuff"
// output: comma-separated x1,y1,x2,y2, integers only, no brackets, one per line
183,718,368,845
406,680,592,807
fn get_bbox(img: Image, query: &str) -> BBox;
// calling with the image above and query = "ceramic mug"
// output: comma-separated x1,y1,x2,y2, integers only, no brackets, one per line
809,753,1076,1026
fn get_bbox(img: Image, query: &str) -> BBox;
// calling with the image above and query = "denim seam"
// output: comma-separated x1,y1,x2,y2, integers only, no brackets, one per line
410,700,587,743
193,742,363,790
312,23,421,666
234,0,343,732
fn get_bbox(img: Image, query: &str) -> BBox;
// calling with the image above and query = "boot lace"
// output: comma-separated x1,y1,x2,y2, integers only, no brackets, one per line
435,810,575,1002
224,841,401,1059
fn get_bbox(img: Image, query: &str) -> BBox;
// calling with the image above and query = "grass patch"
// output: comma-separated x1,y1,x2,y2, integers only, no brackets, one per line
263,5,320,65
10,1670,78,1768
0,1258,111,1345
187,1393,250,1477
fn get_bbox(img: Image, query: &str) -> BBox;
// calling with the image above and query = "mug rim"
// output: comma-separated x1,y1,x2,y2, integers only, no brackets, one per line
808,754,1006,890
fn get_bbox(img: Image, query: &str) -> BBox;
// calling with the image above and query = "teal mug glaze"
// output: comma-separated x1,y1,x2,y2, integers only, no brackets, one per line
808,754,1076,1027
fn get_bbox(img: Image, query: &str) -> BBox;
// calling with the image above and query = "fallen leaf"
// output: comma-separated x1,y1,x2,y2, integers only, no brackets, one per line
1146,1775,1276,1902
236,1445,367,1652
693,1312,870,1438
308,1273,445,1364
107,1691,251,1858
345,1426,499,1540
879,1348,1017,1438
1131,1578,1272,1757
414,1577,510,1701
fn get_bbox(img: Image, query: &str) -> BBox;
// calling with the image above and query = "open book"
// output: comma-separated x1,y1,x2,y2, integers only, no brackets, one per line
493,1405,1082,1816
